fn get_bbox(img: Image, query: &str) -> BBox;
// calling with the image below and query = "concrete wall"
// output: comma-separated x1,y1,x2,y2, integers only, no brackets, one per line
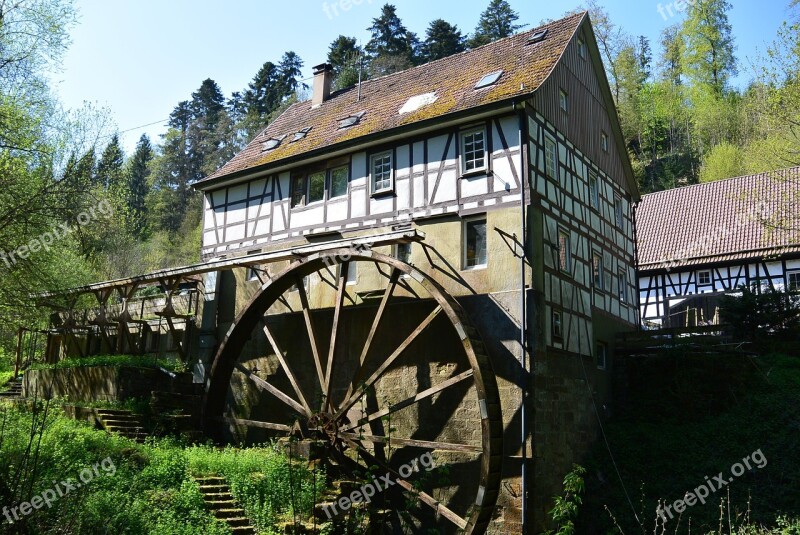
24,367,174,402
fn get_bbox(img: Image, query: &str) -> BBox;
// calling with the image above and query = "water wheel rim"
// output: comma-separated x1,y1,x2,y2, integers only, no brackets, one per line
203,250,502,534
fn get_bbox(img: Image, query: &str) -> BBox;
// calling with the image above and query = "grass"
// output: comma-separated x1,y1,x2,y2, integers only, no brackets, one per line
27,354,187,373
0,402,323,534
576,352,800,534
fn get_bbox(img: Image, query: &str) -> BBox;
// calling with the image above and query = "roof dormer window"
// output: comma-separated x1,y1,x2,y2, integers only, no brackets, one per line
262,135,286,151
292,127,312,142
528,29,548,44
338,111,366,129
475,70,503,90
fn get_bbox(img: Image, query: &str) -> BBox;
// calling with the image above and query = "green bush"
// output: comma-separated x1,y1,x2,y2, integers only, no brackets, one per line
721,286,800,341
27,354,186,373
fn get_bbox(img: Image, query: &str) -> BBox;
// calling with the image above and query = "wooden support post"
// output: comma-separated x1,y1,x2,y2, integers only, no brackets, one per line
14,328,23,379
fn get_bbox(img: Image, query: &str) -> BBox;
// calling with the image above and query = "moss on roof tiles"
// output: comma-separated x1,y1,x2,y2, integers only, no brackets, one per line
199,12,586,185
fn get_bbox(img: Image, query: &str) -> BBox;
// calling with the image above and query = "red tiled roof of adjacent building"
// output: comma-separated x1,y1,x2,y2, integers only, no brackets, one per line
197,12,587,187
637,168,800,270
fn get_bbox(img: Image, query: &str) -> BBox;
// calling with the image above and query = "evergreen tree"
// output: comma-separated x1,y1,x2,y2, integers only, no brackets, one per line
190,79,225,131
422,19,466,61
365,4,419,75
468,0,523,48
681,0,736,93
278,51,305,96
95,135,125,191
127,134,153,239
244,61,282,118
328,35,363,90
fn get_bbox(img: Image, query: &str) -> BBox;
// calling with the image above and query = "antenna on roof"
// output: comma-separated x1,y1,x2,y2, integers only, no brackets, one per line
357,51,363,102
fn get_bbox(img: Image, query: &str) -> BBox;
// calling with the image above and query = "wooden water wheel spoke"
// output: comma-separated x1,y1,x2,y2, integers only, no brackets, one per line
342,369,474,432
205,251,501,535
296,275,327,393
343,267,400,402
324,262,349,410
261,321,312,416
340,436,470,530
340,432,482,453
234,363,307,417
221,416,292,433
334,305,443,421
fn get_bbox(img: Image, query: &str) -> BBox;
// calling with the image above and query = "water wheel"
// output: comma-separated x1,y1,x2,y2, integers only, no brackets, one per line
204,249,502,533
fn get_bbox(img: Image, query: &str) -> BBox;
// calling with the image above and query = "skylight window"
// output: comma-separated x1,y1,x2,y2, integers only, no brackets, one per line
528,29,549,44
262,135,286,151
292,127,312,142
338,111,366,129
399,92,438,114
475,70,503,90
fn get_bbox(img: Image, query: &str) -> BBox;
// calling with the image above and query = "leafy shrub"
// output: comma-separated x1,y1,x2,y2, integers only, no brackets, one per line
27,354,186,372
721,285,800,341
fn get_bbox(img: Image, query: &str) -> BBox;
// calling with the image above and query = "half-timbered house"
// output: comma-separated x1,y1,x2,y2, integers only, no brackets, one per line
637,168,800,327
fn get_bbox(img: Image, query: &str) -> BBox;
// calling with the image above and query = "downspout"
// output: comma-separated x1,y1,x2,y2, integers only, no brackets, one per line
513,99,529,535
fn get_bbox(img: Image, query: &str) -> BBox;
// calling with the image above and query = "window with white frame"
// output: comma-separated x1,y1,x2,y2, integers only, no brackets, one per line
308,171,325,203
371,151,393,193
596,341,608,370
339,263,358,286
619,270,628,303
552,309,563,343
788,271,800,291
698,270,712,286
559,89,569,113
290,175,305,207
463,216,488,269
558,229,571,274
601,131,609,152
545,134,557,178
461,128,487,174
593,251,604,290
330,165,349,198
589,172,600,209
614,195,624,227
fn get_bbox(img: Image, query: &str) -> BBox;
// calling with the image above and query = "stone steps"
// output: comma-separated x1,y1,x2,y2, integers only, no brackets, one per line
96,409,148,443
0,379,23,399
194,475,255,535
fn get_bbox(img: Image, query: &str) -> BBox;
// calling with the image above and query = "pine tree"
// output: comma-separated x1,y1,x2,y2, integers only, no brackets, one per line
278,51,305,97
422,19,466,61
328,35,363,90
95,135,125,191
127,134,153,239
244,61,282,118
468,0,523,48
681,0,736,93
365,4,419,75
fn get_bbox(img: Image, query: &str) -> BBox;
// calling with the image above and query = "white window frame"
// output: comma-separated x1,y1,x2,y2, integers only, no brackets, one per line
698,270,712,286
462,216,488,270
394,242,412,278
619,270,628,303
593,250,605,291
577,35,587,59
788,270,800,292
545,134,557,179
370,151,394,194
601,131,609,152
614,195,624,227
559,89,569,113
460,127,488,175
306,170,326,204
329,165,349,199
339,262,358,286
552,309,563,343
290,175,306,208
589,171,600,210
558,229,571,274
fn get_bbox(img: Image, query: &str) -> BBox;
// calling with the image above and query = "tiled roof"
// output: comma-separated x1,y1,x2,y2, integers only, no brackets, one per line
637,168,800,270
197,12,586,186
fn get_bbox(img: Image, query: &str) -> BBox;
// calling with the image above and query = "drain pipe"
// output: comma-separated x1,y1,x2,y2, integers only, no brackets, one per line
514,99,529,534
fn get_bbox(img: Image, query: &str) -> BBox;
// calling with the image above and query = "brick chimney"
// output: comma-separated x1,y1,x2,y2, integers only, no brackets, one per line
312,63,333,107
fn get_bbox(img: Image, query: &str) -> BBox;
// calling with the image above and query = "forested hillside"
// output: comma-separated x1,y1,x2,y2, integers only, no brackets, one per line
2,0,800,343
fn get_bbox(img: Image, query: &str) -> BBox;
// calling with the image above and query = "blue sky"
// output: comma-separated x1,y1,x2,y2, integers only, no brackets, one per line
51,0,794,153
